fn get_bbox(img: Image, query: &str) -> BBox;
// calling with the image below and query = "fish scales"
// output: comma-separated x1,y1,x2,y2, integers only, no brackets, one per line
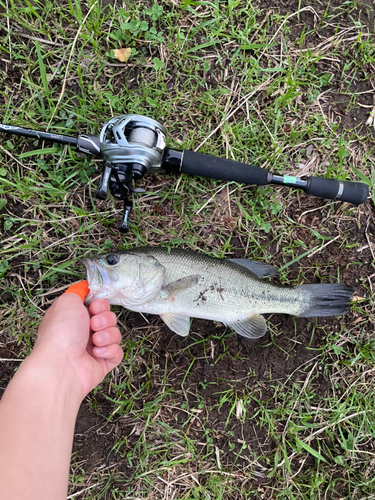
130,247,303,319
83,246,354,339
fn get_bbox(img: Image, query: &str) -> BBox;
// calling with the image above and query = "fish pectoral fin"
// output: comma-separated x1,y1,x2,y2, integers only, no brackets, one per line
228,259,278,279
160,313,191,337
162,275,200,298
226,314,267,339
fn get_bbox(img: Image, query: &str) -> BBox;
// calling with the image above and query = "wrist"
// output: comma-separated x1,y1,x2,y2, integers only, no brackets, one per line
22,348,84,409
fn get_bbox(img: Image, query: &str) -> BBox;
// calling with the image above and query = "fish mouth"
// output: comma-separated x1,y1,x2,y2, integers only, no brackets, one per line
81,258,101,286
81,258,103,304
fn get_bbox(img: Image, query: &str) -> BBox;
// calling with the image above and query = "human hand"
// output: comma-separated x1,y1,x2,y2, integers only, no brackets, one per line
32,282,123,401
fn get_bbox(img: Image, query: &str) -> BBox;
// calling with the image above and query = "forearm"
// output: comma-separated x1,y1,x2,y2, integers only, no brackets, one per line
0,293,122,500
0,352,82,500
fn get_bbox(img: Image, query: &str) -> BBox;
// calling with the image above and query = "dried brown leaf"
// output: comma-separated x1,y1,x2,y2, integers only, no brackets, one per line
70,217,79,231
352,296,366,302
113,48,131,63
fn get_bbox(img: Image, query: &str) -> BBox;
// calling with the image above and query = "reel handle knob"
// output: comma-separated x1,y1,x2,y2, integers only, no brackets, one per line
95,163,113,200
119,201,133,233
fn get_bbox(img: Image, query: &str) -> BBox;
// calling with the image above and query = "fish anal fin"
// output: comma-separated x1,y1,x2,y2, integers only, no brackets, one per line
226,314,267,339
162,274,200,298
160,313,191,337
228,259,278,279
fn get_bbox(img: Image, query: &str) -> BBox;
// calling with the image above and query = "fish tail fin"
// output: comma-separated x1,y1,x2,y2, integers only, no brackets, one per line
297,284,354,317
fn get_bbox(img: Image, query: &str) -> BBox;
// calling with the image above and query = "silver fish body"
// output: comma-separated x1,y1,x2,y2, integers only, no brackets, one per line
83,247,353,339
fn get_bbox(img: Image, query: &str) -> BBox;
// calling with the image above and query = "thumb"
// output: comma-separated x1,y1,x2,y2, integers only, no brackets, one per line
37,282,91,348
63,280,90,303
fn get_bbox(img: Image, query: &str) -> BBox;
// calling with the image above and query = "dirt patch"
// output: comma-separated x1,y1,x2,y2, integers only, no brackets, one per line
259,0,375,136
0,345,22,389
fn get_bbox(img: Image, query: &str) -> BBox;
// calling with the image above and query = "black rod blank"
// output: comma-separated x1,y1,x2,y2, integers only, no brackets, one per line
0,124,78,147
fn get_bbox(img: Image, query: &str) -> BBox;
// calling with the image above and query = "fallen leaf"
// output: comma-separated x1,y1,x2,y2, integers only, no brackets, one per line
221,215,236,229
70,217,79,231
113,48,131,63
153,203,166,216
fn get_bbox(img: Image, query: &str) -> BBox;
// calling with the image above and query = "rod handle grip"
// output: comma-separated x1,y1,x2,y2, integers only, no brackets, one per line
181,150,269,185
305,177,369,206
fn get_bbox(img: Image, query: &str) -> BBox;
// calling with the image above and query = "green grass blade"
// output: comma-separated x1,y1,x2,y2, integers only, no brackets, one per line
34,41,49,96
295,438,329,464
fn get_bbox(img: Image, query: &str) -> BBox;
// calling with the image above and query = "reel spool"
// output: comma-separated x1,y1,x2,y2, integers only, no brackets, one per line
95,115,167,232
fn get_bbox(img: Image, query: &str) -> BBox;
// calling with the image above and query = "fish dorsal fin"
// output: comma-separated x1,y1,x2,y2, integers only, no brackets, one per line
160,313,191,337
162,275,200,298
226,314,267,339
228,259,278,279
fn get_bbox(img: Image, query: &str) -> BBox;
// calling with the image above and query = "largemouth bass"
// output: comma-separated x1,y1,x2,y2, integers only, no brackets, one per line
83,247,353,339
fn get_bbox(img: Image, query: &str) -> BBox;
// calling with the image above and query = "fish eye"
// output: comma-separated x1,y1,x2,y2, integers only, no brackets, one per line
106,254,119,266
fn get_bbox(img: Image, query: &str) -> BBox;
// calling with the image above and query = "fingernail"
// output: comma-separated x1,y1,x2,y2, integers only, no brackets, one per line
93,317,105,330
95,347,107,355
96,331,109,344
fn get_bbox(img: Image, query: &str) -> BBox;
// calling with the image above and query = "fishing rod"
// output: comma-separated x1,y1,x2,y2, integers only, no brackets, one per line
0,115,369,232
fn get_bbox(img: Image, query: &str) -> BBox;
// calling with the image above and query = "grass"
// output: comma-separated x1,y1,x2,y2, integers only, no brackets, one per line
1,0,375,498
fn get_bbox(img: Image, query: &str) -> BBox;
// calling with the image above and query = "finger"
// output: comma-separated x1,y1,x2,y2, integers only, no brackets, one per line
89,299,111,317
93,343,124,368
90,311,117,332
64,281,90,303
92,326,121,347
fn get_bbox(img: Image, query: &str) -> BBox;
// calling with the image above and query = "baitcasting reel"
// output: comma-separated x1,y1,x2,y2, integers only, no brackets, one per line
0,114,370,233
95,115,167,232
